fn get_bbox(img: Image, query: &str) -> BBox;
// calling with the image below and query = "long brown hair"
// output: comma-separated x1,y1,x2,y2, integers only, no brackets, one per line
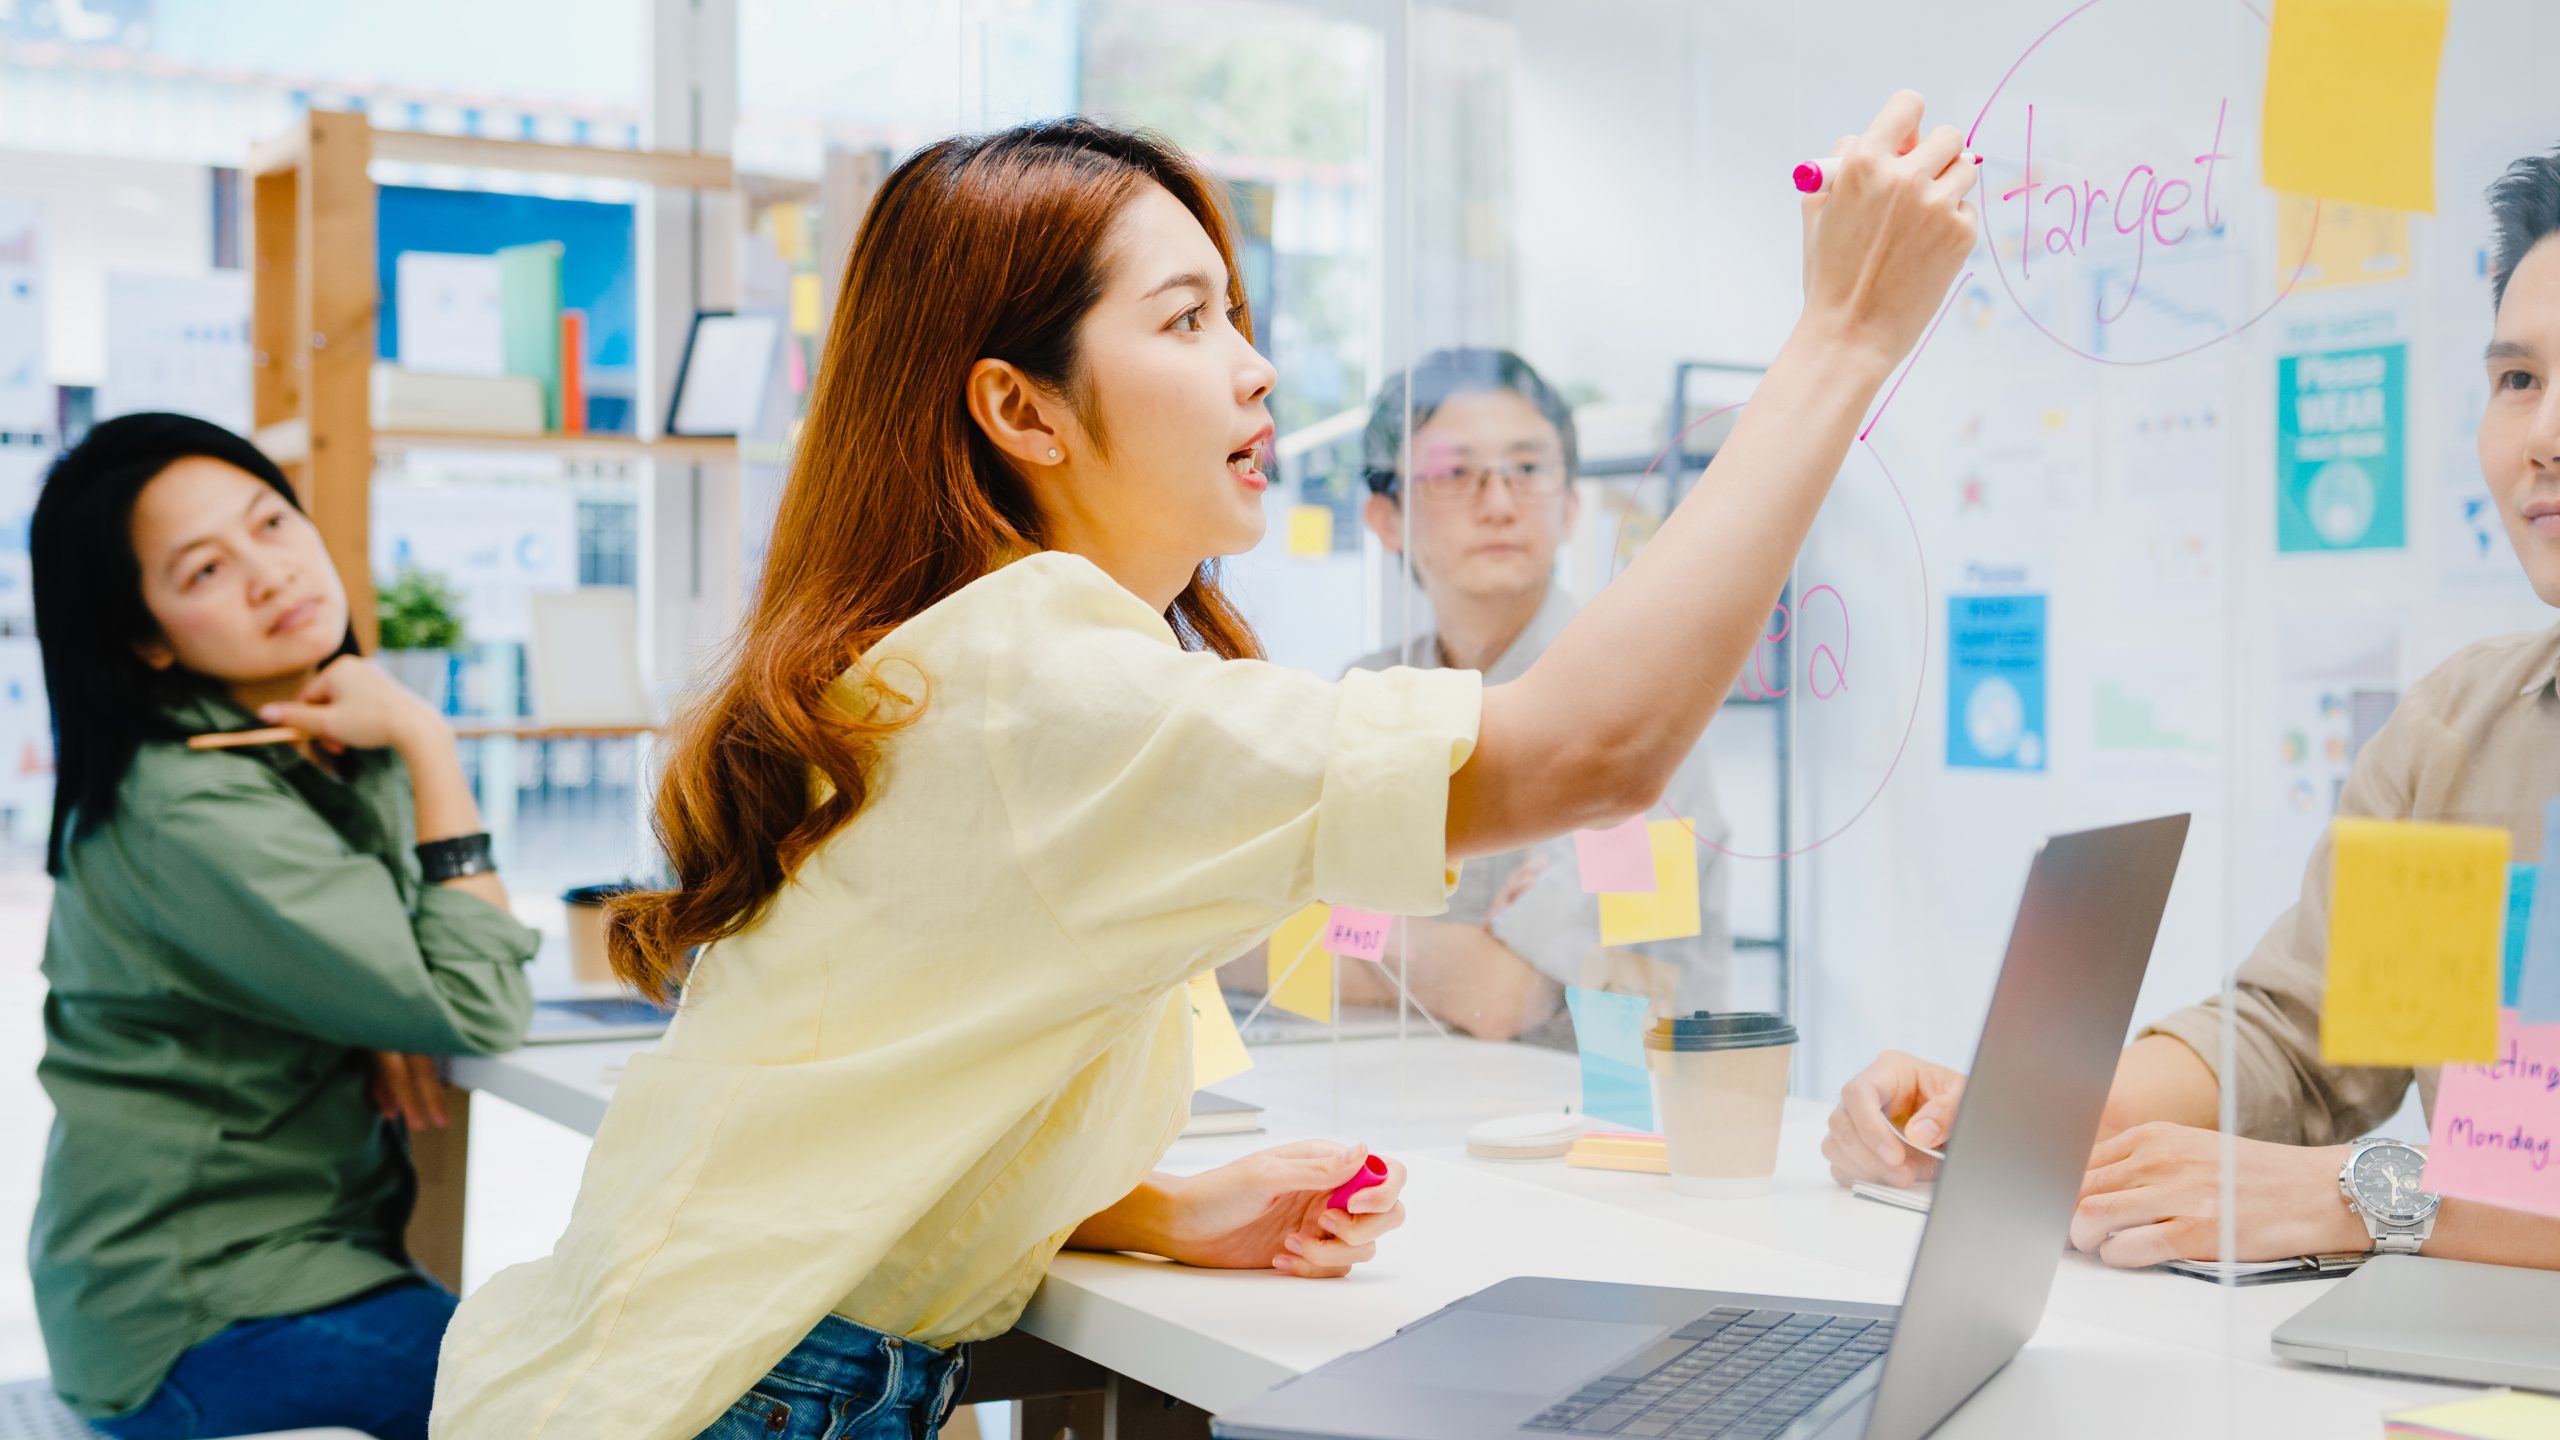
609,118,1264,1001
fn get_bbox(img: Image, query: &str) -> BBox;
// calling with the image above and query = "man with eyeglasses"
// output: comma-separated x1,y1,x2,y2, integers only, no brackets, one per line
1340,347,1732,1045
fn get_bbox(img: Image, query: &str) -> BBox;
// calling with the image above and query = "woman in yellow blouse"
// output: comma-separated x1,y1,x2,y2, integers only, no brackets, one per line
426,94,1977,1439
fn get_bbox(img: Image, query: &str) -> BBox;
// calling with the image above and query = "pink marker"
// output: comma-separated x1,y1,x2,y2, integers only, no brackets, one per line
1326,1153,1391,1211
1792,152,1983,195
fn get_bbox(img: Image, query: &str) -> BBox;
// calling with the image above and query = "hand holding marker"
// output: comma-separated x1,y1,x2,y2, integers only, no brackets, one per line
1328,1153,1392,1211
1794,150,1983,194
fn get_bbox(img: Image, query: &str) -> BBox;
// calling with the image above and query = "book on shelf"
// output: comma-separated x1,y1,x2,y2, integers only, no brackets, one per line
370,364,544,435
497,240,565,429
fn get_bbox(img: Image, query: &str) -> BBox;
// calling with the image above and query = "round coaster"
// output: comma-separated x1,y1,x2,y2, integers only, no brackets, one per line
1466,1111,1589,1161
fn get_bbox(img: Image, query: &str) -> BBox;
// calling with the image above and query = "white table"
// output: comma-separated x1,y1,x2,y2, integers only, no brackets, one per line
444,1034,2483,1439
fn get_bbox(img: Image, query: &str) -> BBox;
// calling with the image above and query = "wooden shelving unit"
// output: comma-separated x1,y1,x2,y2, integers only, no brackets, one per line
247,110,737,648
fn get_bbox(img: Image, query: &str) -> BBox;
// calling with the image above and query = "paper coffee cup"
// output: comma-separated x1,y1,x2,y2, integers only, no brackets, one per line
1645,1011,1797,1197
562,883,638,985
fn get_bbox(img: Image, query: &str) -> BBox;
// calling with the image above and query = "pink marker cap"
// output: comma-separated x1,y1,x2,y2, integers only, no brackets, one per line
1792,161,1825,195
1326,1153,1391,1211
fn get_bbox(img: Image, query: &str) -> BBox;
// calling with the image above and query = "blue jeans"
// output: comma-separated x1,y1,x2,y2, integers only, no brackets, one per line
94,1278,453,1440
694,1313,972,1440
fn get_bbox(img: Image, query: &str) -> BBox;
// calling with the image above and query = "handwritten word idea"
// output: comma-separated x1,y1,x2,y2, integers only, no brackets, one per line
1739,585,1850,703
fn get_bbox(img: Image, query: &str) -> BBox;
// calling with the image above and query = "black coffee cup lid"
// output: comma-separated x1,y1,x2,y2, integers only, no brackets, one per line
1644,1010,1799,1052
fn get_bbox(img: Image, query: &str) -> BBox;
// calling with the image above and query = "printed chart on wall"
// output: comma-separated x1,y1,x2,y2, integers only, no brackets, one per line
2273,614,2401,858
0,198,44,435
98,272,252,435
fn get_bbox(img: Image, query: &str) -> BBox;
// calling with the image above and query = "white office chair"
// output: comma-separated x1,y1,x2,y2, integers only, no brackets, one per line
0,1378,366,1440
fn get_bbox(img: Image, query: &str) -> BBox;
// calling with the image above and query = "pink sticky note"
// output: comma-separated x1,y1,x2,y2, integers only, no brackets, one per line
2427,1010,2560,1220
1574,816,1658,894
1322,907,1392,962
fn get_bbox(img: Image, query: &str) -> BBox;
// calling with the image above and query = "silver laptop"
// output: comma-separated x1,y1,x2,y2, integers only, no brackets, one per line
1213,814,2190,1440
2271,1255,2560,1392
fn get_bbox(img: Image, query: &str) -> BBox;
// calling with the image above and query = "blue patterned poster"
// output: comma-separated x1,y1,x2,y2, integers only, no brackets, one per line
1947,593,2048,772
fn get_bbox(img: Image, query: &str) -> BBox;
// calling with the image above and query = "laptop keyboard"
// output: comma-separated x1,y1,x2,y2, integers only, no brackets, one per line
1522,1306,1893,1440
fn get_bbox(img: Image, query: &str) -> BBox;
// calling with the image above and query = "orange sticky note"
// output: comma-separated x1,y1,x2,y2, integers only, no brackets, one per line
1287,505,1333,557
2322,818,2506,1066
1597,820,1701,948
1186,971,1252,1090
1268,902,1334,1023
2260,0,2448,213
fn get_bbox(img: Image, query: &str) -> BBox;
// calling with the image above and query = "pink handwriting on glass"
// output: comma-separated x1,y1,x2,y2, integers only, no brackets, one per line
1739,585,1849,702
2426,1010,2560,1221
2002,99,2235,324
1322,908,1392,963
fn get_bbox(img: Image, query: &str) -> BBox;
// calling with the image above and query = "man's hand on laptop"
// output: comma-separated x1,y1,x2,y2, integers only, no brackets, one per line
1821,1049,1966,1189
2069,1123,2364,1267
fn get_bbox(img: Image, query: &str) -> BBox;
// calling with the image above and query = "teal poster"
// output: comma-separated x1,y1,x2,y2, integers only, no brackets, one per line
2277,342,2406,553
1947,593,2047,772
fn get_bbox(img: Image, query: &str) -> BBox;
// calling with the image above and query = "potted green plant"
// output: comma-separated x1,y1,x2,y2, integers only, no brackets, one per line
375,566,466,713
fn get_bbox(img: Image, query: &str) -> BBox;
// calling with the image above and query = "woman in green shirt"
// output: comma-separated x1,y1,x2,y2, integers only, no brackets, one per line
27,413,540,1439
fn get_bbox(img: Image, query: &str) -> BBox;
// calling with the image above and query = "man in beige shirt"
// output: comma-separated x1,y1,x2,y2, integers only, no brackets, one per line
1821,146,2560,1273
1340,348,1732,1044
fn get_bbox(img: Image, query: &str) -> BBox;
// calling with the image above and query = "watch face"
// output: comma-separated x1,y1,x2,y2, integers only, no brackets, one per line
2350,1145,2436,1224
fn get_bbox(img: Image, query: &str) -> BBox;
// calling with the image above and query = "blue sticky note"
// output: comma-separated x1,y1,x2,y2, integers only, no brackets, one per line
1566,985,1655,1132
2523,802,2560,1023
2506,863,2538,1007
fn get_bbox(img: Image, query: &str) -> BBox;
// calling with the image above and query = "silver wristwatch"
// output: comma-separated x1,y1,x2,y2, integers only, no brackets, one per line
2338,1137,2439,1255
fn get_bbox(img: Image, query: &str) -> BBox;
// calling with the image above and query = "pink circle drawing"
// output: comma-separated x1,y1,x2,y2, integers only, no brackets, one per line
1611,404,1927,862
1967,0,2318,367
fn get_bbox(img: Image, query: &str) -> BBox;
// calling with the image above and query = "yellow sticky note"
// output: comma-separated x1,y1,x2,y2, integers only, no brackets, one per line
1186,971,1252,1090
2323,818,2506,1066
1267,901,1334,1023
2387,1390,2560,1440
1287,505,1333,557
790,273,823,336
1598,820,1702,948
2261,0,2448,213
770,204,811,265
2276,195,2412,291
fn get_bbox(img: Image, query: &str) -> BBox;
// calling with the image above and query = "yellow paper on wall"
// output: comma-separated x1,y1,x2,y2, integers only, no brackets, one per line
2322,818,2506,1066
1598,820,1702,948
1268,901,1334,1023
2276,195,2412,291
2260,0,2449,213
1186,971,1252,1090
1287,506,1334,557
790,273,823,336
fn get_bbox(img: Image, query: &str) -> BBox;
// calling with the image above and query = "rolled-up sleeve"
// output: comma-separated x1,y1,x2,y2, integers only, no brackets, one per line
984,559,1480,995
126,769,538,1055
2140,696,2440,1145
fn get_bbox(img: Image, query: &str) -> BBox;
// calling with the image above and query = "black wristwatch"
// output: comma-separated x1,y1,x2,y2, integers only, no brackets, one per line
416,832,496,884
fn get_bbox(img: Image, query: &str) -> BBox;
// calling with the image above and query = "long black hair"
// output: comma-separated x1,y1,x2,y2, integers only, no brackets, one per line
31,412,359,874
